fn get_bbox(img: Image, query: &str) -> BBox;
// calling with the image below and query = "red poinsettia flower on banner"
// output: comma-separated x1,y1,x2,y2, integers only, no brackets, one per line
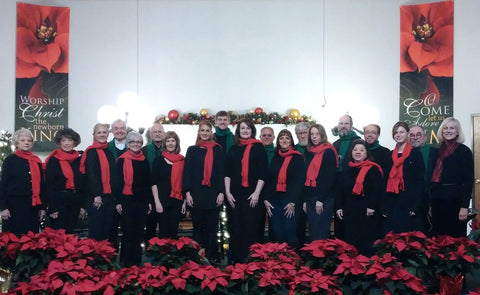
16,2,69,78
400,1,453,77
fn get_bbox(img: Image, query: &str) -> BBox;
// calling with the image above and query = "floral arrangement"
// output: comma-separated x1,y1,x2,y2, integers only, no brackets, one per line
144,236,208,269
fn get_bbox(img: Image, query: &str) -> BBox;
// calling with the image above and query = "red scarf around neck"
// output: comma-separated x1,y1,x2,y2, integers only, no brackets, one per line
162,151,185,200
276,147,302,192
239,138,262,187
386,141,412,194
199,141,220,187
431,141,459,183
119,150,145,195
80,141,111,194
349,160,383,196
15,150,42,206
44,149,80,190
305,143,338,187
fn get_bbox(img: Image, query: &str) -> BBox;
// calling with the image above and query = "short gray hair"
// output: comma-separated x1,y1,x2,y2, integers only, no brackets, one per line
295,122,310,133
126,131,143,144
13,128,34,145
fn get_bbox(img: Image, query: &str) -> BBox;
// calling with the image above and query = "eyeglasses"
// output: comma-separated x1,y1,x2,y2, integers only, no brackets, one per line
129,140,143,145
409,133,423,138
261,134,273,137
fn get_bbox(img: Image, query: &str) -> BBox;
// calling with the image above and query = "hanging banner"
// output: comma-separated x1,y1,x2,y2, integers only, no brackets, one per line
15,3,70,152
399,1,453,145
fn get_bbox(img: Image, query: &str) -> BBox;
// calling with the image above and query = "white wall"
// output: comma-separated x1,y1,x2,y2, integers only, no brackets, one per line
1,0,479,153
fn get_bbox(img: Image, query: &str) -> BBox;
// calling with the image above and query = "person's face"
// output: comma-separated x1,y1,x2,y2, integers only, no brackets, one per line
393,126,408,145
296,128,309,145
260,128,274,146
442,121,459,141
59,137,75,153
239,122,252,139
310,127,322,146
215,116,230,130
351,144,368,163
363,125,380,145
94,127,109,144
338,115,352,136
150,125,165,143
16,135,33,152
128,138,143,154
112,122,127,141
278,134,292,151
165,137,177,153
408,126,427,148
198,124,213,141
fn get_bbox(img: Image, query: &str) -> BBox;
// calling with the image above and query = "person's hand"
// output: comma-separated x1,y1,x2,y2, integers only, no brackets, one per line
186,192,194,207
38,209,46,220
264,200,274,217
50,211,59,219
226,192,236,208
459,207,468,221
366,208,375,216
248,191,260,208
147,203,152,215
181,201,187,214
315,201,324,215
79,208,86,219
1,209,11,220
116,204,123,215
302,202,307,213
216,193,224,207
155,202,164,213
93,196,103,209
284,203,295,219
336,209,343,220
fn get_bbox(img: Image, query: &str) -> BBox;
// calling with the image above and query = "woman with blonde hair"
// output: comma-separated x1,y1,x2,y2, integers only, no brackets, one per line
430,117,473,237
183,120,225,262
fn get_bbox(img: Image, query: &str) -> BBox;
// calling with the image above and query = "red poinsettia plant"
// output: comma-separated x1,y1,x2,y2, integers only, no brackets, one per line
301,238,359,274
145,236,209,269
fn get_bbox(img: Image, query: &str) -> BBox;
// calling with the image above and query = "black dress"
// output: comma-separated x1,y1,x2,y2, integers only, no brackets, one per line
226,142,268,262
430,144,473,237
336,163,383,256
151,155,184,239
0,155,44,236
183,145,225,261
45,155,85,234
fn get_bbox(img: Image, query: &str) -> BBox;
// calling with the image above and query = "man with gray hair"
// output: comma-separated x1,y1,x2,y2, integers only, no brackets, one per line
294,122,310,155
108,119,128,160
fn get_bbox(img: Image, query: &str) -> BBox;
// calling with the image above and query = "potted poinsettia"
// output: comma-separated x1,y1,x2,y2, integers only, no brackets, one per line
145,237,209,268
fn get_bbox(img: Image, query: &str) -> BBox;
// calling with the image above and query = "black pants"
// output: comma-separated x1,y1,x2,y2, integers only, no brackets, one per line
87,195,115,244
157,202,183,239
190,207,220,261
49,191,83,234
3,195,39,236
120,198,149,267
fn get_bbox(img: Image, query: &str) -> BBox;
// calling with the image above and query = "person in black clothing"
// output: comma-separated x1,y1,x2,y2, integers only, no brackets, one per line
116,132,151,267
143,123,166,242
45,128,85,234
303,124,337,240
336,139,383,256
151,131,185,239
363,124,390,173
225,119,268,263
264,129,305,249
383,122,425,234
409,125,439,235
183,120,225,262
0,128,45,236
80,123,119,243
430,117,473,237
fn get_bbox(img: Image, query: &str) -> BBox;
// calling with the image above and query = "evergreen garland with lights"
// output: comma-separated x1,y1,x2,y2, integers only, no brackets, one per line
0,130,14,180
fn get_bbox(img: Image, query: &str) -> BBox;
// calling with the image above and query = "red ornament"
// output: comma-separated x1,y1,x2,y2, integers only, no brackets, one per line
299,117,304,122
168,110,179,121
255,107,263,114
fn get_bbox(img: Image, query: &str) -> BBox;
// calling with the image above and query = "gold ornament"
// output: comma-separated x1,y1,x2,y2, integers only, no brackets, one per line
200,108,208,117
289,109,300,120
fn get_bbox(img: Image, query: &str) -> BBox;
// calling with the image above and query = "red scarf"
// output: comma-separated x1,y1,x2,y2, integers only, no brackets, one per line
162,151,185,200
276,147,302,192
349,160,383,196
15,150,42,206
431,141,459,183
80,141,111,194
386,142,412,194
305,143,338,187
199,141,220,187
44,149,80,189
119,150,145,195
239,138,263,187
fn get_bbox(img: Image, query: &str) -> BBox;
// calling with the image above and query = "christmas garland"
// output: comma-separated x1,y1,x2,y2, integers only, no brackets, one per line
154,108,316,126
